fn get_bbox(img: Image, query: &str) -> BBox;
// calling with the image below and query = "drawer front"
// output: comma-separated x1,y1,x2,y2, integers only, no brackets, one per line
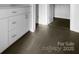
8,17,17,31
0,8,26,19
9,7,31,16
9,8,26,15
9,29,18,45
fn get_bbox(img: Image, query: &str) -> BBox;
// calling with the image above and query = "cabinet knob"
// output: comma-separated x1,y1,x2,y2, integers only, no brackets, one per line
12,34,17,38
25,14,28,19
12,21,16,24
12,11,17,13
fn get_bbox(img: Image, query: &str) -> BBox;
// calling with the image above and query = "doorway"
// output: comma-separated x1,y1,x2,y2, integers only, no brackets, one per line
53,4,70,29
36,4,39,29
34,4,70,32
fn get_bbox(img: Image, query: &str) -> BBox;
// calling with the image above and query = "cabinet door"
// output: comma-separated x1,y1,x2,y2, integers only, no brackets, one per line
0,19,8,53
16,14,29,38
8,14,29,45
9,29,18,46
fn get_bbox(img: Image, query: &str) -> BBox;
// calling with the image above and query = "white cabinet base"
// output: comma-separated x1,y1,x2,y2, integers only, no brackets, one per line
0,19,8,53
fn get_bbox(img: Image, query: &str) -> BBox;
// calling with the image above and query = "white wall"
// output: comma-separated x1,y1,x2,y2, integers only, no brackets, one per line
48,4,54,24
29,4,36,32
39,4,48,25
55,4,70,19
39,4,54,25
70,4,79,32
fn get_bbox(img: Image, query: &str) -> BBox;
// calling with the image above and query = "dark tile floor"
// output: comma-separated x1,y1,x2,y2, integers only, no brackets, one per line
2,18,79,54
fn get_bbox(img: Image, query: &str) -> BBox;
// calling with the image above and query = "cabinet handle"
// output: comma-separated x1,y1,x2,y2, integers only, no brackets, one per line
12,21,16,24
12,34,16,38
12,11,17,13
25,15,28,19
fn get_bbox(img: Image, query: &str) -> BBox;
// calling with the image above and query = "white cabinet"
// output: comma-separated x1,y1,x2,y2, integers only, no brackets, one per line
0,7,30,53
0,19,8,53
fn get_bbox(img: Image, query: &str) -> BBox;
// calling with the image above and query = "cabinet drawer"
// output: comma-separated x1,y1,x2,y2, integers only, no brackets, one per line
9,17,17,31
0,8,26,19
9,29,18,45
8,8,26,15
